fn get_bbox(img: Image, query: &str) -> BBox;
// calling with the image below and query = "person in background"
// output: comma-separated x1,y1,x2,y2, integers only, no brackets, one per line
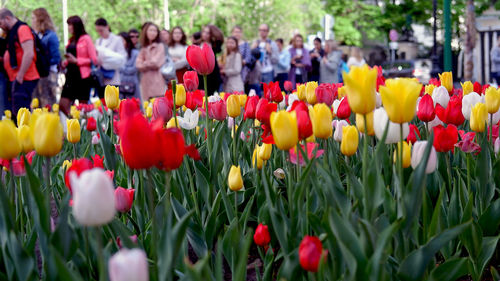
274,38,290,90
119,32,140,100
347,46,366,68
31,8,60,108
320,39,342,84
0,8,39,118
308,37,323,82
160,29,170,46
288,34,311,85
128,28,140,49
231,25,251,87
168,26,188,84
221,36,244,93
191,31,202,46
491,40,500,84
200,24,223,95
338,53,349,83
136,22,166,101
94,18,127,92
251,23,278,85
59,16,97,115
0,28,8,114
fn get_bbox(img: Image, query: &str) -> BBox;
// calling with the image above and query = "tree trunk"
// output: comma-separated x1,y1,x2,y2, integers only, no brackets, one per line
464,0,476,81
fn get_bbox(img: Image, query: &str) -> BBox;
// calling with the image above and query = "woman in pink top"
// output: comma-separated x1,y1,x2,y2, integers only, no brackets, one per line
59,15,98,115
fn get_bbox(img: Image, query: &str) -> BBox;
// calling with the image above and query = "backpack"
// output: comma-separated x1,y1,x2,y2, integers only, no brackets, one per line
13,23,50,78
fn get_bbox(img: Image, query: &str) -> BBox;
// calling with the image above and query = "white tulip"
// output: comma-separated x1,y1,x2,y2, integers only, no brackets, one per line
427,116,443,132
332,119,349,142
376,92,382,108
495,137,500,154
432,86,450,108
208,95,221,103
461,92,484,120
109,248,149,281
332,98,343,115
177,109,199,130
286,93,299,111
373,108,409,144
71,168,116,226
411,141,437,174
490,110,500,125
248,89,257,97
91,133,100,145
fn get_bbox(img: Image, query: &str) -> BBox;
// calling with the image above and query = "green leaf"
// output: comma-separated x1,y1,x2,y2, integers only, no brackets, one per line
478,197,500,236
471,236,500,281
428,258,469,281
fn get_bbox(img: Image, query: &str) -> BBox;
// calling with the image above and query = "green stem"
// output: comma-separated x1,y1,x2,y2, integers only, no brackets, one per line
187,160,201,218
232,118,237,164
234,191,238,227
490,114,493,145
73,143,77,159
93,227,106,281
362,114,369,218
466,154,471,190
203,75,211,165
399,123,404,190
172,80,178,128
145,169,158,278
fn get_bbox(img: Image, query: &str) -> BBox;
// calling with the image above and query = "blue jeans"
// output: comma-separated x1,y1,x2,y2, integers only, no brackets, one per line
12,79,38,119
261,71,274,84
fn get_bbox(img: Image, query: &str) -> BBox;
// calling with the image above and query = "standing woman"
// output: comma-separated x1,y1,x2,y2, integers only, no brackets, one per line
200,24,223,95
31,8,60,107
118,32,140,100
347,47,366,68
59,16,97,115
221,36,244,93
308,37,324,82
168,26,188,84
136,22,166,101
231,26,251,86
320,40,342,84
288,34,311,85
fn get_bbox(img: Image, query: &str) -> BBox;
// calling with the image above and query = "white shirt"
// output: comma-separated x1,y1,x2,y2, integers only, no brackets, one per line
347,57,366,68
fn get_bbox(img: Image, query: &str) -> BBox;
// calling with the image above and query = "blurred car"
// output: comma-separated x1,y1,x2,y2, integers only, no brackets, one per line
381,60,415,79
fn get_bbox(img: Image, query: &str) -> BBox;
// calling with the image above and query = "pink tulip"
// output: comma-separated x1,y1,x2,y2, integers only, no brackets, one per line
183,71,199,92
114,187,135,213
208,100,227,121
152,97,173,122
109,248,149,281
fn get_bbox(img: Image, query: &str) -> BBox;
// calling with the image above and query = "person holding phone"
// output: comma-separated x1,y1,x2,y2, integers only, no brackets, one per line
288,34,311,85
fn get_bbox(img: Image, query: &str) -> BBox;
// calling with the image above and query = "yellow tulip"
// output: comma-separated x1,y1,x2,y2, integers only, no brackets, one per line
226,95,241,118
342,64,378,115
270,111,298,150
175,84,186,107
461,81,474,95
146,106,153,118
0,120,21,159
484,87,500,114
62,160,72,171
31,113,63,157
4,110,11,120
94,99,102,109
425,84,436,96
195,126,200,135
228,165,243,191
309,103,332,139
52,103,59,113
70,106,80,120
238,94,248,107
143,101,150,110
470,103,488,132
305,81,318,104
17,125,33,153
340,125,359,157
17,107,30,127
30,98,39,109
379,78,422,124
252,146,264,170
338,86,347,99
42,107,48,113
356,111,374,136
393,141,411,168
306,134,315,143
104,85,120,110
231,125,239,138
259,143,272,161
219,92,225,100
297,84,306,101
66,119,81,144
166,117,180,128
438,72,453,93
254,119,261,127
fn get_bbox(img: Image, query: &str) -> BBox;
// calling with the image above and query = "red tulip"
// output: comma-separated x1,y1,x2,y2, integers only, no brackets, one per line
284,81,294,92
86,117,96,131
244,96,260,120
152,97,173,122
185,144,201,161
406,124,420,144
117,113,159,169
433,124,458,152
336,97,351,120
417,94,435,122
435,95,464,126
255,98,277,126
155,128,186,171
315,84,335,106
183,71,199,92
428,78,440,86
92,154,104,168
263,81,283,103
116,235,138,249
375,65,385,91
115,187,135,213
208,100,227,121
64,158,94,193
290,101,313,140
119,98,141,120
254,224,271,247
105,170,114,180
473,81,482,94
185,90,205,110
482,84,490,95
455,131,480,154
186,43,215,75
299,236,323,272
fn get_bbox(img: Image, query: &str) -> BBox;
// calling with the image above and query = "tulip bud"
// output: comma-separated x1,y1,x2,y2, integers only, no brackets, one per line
109,248,149,281
305,81,318,104
342,64,378,114
31,113,63,157
175,84,186,107
254,224,271,247
92,134,100,145
259,143,272,161
30,98,39,109
432,86,450,108
71,168,116,226
334,97,351,120
152,97,173,122
411,141,437,174
393,141,411,168
0,120,21,159
461,92,483,120
17,125,33,153
226,94,241,118
146,107,152,118
379,78,422,124
66,119,81,144
309,103,333,139
94,99,102,109
228,165,243,191
485,87,500,114
356,111,374,136
52,103,59,113
284,81,293,92
186,43,215,75
470,102,488,132
438,71,453,93
273,168,285,179
115,187,135,213
238,95,247,107
183,71,199,92
166,117,180,129
461,81,474,95
270,111,299,150
71,105,80,120
252,146,264,170
4,110,11,120
105,85,120,110
332,119,349,142
17,108,30,126
373,108,409,144
417,94,435,123
340,125,359,156
86,117,97,131
299,236,323,272
297,84,306,101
